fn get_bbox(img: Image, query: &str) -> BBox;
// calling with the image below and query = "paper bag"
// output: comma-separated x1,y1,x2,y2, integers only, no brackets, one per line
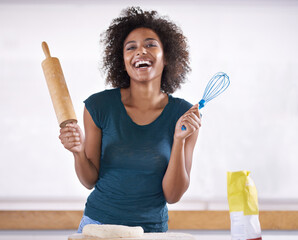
227,171,262,240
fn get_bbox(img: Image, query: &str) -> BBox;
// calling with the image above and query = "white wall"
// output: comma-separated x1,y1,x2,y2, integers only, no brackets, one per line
0,0,298,209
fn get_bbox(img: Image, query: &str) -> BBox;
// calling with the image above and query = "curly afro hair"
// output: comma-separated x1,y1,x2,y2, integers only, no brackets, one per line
101,6,191,94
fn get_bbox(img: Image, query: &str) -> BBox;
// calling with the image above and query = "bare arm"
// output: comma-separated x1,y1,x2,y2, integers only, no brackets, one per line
59,107,102,189
162,104,201,204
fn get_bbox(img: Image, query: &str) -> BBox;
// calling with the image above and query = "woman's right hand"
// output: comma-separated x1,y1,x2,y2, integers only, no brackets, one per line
59,122,85,153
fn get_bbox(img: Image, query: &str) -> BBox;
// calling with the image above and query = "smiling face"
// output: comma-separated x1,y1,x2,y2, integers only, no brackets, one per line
123,27,166,85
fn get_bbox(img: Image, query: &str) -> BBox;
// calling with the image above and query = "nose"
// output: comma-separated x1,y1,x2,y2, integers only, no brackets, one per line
137,46,147,55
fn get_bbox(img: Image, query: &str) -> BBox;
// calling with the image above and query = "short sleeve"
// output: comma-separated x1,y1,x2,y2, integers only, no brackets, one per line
175,98,193,122
84,94,102,129
84,90,115,129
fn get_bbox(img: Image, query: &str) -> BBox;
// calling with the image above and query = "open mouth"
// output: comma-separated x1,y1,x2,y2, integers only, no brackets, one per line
133,60,153,69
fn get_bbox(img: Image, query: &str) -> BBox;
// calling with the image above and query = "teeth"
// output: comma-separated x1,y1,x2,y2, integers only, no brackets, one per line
134,60,152,68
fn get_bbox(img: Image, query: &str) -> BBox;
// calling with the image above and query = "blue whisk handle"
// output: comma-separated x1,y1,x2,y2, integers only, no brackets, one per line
199,99,205,109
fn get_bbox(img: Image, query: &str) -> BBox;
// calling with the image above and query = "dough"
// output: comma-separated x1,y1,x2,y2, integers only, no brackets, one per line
82,224,144,238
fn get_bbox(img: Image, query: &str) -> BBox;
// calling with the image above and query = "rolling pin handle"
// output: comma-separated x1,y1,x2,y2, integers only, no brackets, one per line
42,41,51,58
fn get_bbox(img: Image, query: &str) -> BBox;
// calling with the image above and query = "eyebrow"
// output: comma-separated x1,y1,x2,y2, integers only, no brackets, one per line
124,38,158,47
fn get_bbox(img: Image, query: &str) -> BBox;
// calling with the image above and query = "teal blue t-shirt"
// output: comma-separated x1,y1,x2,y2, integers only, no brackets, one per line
83,88,192,232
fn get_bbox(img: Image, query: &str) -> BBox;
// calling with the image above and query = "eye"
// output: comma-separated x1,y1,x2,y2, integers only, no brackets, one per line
146,42,157,48
126,46,136,51
125,43,137,51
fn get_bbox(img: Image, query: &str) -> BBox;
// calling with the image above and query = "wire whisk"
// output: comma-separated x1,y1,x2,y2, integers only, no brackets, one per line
182,72,230,131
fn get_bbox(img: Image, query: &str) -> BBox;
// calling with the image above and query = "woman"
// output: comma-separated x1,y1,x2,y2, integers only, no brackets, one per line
59,7,201,233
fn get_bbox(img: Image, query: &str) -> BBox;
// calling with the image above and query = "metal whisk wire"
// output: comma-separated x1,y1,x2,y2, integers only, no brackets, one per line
198,72,230,110
181,72,230,131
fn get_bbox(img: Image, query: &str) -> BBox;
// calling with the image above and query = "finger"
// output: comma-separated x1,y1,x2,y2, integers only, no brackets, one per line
60,127,69,134
65,141,80,150
192,103,199,109
187,112,202,127
187,111,200,121
64,135,81,145
185,104,198,114
60,137,66,145
182,114,201,129
61,131,79,139
67,131,79,137
190,103,199,111
182,118,200,131
183,112,201,126
183,105,200,121
66,123,81,131
59,132,79,146
67,136,80,143
188,105,201,119
66,123,83,137
60,126,77,134
181,120,196,132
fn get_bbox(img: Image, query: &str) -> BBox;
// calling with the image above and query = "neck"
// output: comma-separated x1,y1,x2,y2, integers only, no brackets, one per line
122,81,167,110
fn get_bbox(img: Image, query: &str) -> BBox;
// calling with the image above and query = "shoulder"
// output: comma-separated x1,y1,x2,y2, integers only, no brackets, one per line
83,88,119,129
84,88,120,113
170,95,193,114
85,88,119,104
166,95,193,122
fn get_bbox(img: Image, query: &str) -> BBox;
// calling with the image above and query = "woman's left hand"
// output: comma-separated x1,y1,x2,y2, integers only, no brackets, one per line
174,104,201,140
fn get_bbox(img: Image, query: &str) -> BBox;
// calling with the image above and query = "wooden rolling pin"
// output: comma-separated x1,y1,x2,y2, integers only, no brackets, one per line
41,41,77,128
